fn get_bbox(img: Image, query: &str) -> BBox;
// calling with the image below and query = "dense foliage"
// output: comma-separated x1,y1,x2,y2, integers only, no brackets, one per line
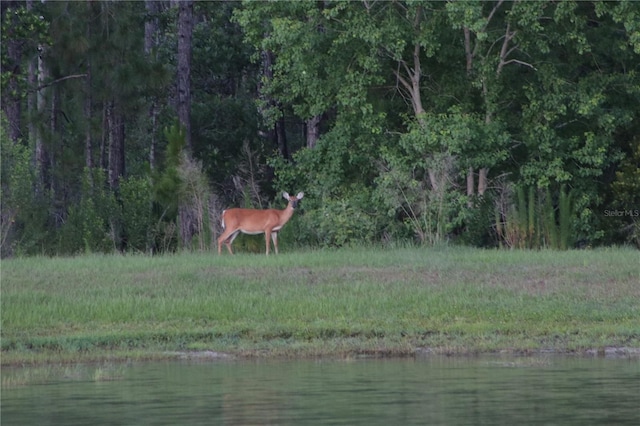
1,1,639,256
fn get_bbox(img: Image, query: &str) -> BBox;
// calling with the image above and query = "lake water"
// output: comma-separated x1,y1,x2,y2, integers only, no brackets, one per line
2,356,639,425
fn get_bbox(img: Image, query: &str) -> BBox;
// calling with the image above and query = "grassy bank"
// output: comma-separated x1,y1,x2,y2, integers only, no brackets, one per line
1,247,639,365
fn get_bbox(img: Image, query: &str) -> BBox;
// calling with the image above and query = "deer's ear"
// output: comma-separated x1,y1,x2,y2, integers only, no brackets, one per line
283,192,290,200
296,192,304,200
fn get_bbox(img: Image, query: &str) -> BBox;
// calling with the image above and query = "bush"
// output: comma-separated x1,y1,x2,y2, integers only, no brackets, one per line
375,150,467,246
120,176,153,253
1,116,51,257
58,169,119,254
299,195,377,248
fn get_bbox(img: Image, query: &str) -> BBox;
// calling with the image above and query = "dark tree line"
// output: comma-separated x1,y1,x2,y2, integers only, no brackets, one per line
1,1,639,256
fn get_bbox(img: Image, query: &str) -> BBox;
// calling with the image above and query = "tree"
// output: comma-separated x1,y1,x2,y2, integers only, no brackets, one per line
177,0,193,153
145,0,162,170
445,0,523,197
1,1,24,142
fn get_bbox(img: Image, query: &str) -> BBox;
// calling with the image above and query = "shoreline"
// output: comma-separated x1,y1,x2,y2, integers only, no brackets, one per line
3,344,640,367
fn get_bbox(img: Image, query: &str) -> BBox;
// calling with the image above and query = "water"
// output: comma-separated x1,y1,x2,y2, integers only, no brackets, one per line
2,356,639,425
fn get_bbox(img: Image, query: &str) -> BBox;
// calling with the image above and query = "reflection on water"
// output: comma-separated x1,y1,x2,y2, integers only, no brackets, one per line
2,356,639,425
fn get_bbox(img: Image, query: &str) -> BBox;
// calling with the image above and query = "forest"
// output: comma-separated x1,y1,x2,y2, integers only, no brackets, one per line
1,0,639,257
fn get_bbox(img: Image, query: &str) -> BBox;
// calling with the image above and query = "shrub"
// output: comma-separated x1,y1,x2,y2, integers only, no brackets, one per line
120,176,153,253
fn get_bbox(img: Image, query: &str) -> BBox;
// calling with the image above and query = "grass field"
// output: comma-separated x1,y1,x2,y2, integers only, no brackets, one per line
1,246,639,365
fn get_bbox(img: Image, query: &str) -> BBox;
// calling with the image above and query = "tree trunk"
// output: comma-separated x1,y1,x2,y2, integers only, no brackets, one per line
83,0,93,171
275,113,288,159
49,85,59,201
393,9,447,190
175,0,196,253
2,2,22,142
149,104,159,170
306,114,321,149
396,41,440,190
27,55,37,142
26,0,49,194
144,0,160,54
35,47,49,190
100,102,108,171
478,167,488,196
107,101,125,189
145,0,160,170
177,0,193,153
467,166,475,199
26,0,36,144
463,26,475,200
84,63,93,170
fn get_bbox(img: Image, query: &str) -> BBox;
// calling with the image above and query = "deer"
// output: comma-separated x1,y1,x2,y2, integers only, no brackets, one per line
217,192,304,255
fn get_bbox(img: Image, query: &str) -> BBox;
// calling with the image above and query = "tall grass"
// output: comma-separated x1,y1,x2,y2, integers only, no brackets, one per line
1,247,639,364
497,185,575,249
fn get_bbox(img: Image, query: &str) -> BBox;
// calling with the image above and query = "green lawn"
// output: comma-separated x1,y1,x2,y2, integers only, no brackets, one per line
1,246,639,364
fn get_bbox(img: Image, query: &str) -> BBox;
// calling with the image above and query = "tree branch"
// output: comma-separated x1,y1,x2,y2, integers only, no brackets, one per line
501,59,537,71
471,0,506,63
484,0,505,31
394,62,413,94
464,27,473,73
496,23,516,76
32,74,87,92
393,66,414,108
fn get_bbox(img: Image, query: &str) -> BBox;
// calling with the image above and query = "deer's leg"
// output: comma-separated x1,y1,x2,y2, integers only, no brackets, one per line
227,231,241,254
264,230,271,256
218,230,239,255
271,232,279,255
217,231,230,255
